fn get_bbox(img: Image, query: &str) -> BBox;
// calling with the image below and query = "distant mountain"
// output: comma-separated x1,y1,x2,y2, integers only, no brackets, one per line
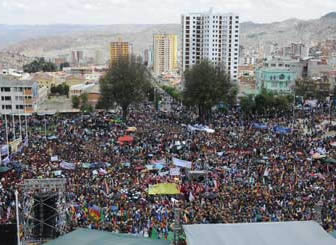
1,12,336,58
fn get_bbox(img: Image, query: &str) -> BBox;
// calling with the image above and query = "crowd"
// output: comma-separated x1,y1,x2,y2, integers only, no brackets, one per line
0,98,336,240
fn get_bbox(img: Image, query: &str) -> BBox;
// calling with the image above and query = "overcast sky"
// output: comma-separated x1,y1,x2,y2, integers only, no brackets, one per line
0,0,335,25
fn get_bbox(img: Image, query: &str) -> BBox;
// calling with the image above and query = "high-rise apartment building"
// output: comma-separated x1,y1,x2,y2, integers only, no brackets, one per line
153,34,178,75
182,9,240,81
110,39,132,65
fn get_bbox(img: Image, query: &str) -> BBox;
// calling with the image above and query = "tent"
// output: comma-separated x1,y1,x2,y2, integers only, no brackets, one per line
148,183,180,195
44,228,169,245
118,135,134,144
183,221,336,245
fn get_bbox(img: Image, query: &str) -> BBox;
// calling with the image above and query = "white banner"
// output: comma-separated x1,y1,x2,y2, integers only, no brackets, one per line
170,167,181,176
60,161,75,170
172,157,192,169
51,156,59,162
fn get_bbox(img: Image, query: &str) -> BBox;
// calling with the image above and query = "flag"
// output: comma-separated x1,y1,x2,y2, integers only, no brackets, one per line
88,205,101,222
189,191,195,202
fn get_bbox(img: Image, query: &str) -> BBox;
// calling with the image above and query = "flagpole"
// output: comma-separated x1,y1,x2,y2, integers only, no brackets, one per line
5,114,9,146
15,190,21,245
25,112,28,140
19,109,22,140
12,113,16,140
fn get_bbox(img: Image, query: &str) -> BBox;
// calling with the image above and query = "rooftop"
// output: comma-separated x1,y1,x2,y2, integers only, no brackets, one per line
0,75,36,87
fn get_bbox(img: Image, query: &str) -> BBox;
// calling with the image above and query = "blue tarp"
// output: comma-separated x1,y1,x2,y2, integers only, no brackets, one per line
274,126,292,134
253,123,268,129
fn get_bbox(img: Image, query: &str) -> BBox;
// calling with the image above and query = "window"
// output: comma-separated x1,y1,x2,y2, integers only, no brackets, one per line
279,74,285,80
1,87,10,92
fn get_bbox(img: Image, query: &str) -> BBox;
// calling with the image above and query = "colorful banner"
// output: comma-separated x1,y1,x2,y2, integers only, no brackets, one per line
148,183,180,195
88,205,101,222
172,157,192,169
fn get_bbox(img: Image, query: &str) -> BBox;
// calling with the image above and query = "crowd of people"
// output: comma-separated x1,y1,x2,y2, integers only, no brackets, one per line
0,97,336,241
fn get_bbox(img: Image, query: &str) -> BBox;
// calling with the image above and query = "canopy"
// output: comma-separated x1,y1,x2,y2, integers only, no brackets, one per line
148,183,180,195
44,228,169,245
118,135,134,143
183,221,336,245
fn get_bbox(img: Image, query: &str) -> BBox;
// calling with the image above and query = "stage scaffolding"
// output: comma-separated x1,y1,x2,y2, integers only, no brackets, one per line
19,178,67,245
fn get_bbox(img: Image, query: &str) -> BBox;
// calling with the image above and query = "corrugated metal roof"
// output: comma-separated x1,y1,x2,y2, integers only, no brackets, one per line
183,221,336,245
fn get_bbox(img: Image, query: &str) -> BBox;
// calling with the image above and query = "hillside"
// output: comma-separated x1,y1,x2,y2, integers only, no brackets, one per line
1,12,336,58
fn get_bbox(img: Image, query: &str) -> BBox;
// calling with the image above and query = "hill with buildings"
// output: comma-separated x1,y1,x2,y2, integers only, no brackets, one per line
0,12,336,60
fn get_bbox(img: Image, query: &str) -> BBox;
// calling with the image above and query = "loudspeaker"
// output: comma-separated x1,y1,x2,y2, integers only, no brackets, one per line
33,193,58,239
0,224,17,245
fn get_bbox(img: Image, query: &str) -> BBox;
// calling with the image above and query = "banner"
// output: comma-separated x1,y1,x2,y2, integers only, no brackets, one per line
1,145,9,156
151,159,166,165
60,161,75,170
51,156,59,162
170,167,180,176
173,157,192,169
188,125,215,133
148,183,180,195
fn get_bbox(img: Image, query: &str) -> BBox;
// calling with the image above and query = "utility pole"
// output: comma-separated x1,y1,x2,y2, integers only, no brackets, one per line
15,190,21,245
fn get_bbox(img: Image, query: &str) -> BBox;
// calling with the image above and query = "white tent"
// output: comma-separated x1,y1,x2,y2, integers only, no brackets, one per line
183,221,336,245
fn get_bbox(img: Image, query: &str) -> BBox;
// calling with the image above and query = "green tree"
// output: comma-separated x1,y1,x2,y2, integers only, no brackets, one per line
72,96,80,109
23,57,57,73
240,94,255,114
183,60,233,121
98,57,152,121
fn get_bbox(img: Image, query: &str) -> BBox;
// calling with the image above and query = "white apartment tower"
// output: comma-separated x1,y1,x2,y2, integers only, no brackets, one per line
182,9,240,82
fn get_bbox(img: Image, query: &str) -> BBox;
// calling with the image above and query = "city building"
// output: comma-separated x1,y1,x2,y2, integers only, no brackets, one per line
110,39,132,65
143,47,154,68
86,84,101,107
181,9,240,81
256,58,300,93
69,83,95,97
71,51,84,65
153,34,178,75
0,76,39,114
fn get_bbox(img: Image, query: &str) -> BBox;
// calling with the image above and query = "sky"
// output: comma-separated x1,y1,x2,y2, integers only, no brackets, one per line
0,0,335,25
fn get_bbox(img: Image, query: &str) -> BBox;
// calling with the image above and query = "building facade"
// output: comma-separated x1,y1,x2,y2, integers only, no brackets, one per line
110,39,132,65
153,34,178,75
256,58,300,93
182,9,240,82
0,76,39,114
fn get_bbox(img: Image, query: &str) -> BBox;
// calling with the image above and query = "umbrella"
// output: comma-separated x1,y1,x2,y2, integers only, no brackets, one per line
126,127,137,132
118,135,134,143
0,166,11,173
